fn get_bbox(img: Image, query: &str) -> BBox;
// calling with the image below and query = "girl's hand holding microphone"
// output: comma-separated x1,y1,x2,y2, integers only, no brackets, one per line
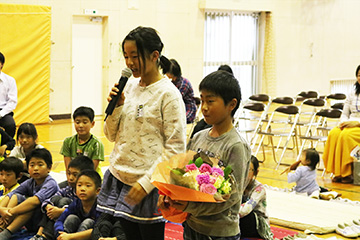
107,83,125,106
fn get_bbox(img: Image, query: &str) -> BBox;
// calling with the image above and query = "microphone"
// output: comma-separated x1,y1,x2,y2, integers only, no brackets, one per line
104,67,132,121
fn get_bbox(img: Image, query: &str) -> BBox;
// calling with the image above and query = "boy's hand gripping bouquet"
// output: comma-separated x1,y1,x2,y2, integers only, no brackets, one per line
151,151,235,222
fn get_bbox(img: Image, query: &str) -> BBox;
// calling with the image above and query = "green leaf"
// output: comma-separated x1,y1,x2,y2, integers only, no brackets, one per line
194,157,203,168
171,168,185,176
223,165,232,179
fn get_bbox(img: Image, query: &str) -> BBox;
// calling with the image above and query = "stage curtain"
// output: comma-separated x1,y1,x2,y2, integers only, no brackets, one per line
0,3,51,125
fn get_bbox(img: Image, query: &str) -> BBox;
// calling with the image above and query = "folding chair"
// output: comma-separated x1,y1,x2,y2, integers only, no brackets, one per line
326,93,346,110
295,98,327,142
295,90,319,102
295,108,343,173
234,94,271,144
254,105,300,169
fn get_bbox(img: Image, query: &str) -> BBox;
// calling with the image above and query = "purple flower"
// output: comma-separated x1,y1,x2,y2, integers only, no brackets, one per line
199,183,217,195
199,164,212,173
212,167,224,177
185,163,198,172
196,174,210,185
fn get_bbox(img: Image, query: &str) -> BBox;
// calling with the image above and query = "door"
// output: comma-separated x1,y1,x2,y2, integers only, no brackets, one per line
72,16,103,115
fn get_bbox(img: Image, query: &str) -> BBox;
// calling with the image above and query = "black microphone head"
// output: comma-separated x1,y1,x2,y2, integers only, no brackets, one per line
122,68,132,78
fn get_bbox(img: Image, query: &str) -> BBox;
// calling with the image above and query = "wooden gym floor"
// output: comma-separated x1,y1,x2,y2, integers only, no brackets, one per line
35,116,360,239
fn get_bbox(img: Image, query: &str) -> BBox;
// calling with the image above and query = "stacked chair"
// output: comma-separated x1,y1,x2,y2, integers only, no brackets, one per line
234,94,271,144
250,91,346,170
252,96,299,168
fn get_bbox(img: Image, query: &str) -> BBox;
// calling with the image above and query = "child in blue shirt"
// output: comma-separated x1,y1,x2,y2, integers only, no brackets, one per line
31,156,95,240
0,148,59,239
54,169,101,240
282,148,320,198
0,157,23,203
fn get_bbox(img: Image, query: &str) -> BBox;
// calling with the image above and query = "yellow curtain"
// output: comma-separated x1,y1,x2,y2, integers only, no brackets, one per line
0,3,51,125
262,12,277,97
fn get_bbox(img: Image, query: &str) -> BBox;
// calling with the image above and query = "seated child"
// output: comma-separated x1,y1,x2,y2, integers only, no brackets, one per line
282,148,320,198
54,169,101,239
60,106,105,183
31,156,95,240
9,122,44,183
0,148,59,239
0,157,23,203
0,127,15,162
239,156,273,240
9,122,44,161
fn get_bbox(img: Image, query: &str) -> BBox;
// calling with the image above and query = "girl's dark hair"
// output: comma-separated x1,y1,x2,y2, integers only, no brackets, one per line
168,59,182,79
25,148,52,168
218,64,233,75
0,52,4,65
250,155,259,176
355,65,360,95
122,26,171,74
303,148,319,170
17,123,38,141
76,169,102,189
199,70,242,117
0,157,24,178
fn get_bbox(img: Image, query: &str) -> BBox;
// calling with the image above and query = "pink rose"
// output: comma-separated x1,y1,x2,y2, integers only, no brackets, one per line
209,176,216,184
212,167,224,177
196,174,210,185
199,164,212,173
185,163,198,172
199,183,217,195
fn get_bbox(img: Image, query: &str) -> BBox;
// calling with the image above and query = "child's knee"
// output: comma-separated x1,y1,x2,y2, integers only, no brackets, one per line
78,218,95,232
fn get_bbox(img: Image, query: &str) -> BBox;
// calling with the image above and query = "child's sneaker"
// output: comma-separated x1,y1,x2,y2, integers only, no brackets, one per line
30,235,47,240
336,223,358,238
319,191,338,200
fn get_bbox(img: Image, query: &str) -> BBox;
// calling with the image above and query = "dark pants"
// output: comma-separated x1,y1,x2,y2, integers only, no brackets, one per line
183,222,240,240
119,218,165,240
40,196,72,240
239,211,261,239
91,213,126,240
0,112,16,138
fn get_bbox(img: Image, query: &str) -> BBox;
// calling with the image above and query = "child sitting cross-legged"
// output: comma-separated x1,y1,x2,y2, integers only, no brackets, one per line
282,148,320,198
54,169,101,240
0,157,23,203
0,148,59,239
31,156,95,240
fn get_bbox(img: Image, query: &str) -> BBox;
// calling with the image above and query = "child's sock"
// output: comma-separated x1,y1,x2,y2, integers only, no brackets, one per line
0,228,12,239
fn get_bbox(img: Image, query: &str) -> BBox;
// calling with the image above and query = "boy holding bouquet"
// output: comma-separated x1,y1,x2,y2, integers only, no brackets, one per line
158,70,251,239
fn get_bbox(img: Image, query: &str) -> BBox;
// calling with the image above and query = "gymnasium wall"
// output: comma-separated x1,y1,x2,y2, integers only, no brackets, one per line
0,0,359,117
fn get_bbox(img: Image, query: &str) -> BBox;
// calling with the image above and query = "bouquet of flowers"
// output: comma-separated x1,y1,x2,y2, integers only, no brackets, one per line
152,151,235,203
152,151,235,222
169,151,233,202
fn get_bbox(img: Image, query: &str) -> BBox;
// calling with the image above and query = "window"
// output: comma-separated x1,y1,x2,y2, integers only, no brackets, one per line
203,11,259,100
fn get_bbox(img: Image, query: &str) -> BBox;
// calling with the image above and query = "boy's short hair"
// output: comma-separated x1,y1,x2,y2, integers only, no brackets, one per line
0,157,24,178
76,169,102,189
73,106,95,122
199,70,242,117
218,64,233,75
68,156,94,172
25,148,52,168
